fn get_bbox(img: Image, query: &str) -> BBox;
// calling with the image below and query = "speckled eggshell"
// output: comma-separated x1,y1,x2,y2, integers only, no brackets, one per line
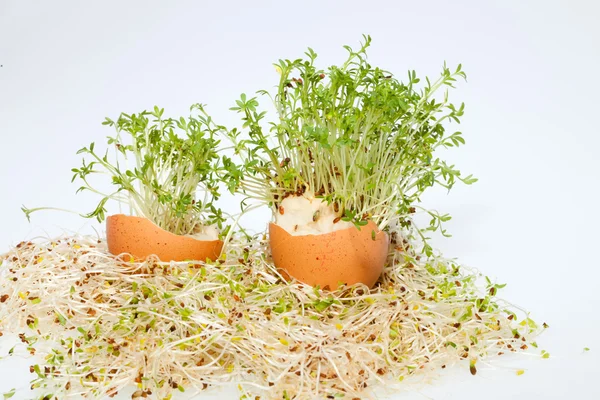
106,214,223,262
269,221,389,289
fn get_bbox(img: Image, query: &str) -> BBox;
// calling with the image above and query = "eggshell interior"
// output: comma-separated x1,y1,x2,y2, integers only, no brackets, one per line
106,214,223,262
275,191,353,235
269,221,389,289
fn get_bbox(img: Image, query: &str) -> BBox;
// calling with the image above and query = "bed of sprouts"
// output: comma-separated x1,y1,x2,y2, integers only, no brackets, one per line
224,35,476,232
0,225,545,400
22,104,226,237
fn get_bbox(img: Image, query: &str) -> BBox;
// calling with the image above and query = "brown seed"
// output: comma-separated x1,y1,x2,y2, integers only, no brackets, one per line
470,364,477,375
313,210,320,222
279,206,284,215
333,217,341,224
0,294,8,303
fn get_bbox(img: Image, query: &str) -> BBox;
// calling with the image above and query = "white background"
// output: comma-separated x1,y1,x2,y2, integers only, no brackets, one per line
1,0,599,399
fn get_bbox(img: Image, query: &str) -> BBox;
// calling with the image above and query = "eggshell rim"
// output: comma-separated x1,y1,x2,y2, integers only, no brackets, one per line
268,220,388,240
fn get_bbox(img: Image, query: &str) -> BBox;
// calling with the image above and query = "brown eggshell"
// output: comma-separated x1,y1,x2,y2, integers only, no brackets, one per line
106,214,223,262
269,221,389,289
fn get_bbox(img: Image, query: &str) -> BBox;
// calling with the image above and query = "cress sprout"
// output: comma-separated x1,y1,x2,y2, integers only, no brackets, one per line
224,35,476,238
23,104,226,237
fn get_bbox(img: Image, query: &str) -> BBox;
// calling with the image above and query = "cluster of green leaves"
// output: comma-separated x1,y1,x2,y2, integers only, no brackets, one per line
24,104,225,236
225,35,476,232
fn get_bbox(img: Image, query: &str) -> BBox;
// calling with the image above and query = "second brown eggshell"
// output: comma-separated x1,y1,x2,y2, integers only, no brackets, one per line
269,220,389,290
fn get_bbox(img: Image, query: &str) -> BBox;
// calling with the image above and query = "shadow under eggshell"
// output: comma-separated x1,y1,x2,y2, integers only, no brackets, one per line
106,214,223,262
269,221,389,289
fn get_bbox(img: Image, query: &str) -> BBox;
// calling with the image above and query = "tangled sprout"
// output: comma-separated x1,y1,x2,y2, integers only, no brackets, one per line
0,230,544,400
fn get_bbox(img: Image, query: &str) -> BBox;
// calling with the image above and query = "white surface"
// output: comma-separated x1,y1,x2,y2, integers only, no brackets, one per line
1,0,599,399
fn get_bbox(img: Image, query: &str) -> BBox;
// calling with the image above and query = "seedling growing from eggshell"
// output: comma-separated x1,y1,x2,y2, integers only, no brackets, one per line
224,35,476,288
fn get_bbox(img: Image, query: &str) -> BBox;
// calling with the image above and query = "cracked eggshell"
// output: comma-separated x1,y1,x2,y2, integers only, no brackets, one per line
269,220,389,289
106,214,223,262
